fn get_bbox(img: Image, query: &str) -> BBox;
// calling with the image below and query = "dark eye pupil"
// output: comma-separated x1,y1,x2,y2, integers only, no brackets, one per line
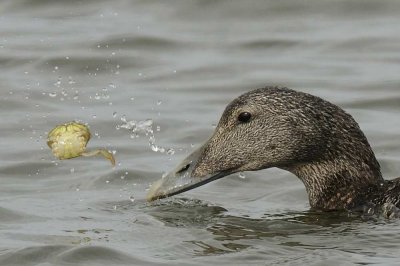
238,112,252,123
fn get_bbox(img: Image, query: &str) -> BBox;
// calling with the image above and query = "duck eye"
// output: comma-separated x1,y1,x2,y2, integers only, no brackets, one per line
238,112,252,123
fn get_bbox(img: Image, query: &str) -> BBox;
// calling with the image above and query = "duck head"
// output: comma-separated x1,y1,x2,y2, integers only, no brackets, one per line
147,87,381,208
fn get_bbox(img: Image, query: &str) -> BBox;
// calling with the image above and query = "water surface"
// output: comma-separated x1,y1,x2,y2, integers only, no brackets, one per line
1,0,400,265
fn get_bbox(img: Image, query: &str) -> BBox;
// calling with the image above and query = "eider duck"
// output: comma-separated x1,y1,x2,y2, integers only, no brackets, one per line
147,87,400,214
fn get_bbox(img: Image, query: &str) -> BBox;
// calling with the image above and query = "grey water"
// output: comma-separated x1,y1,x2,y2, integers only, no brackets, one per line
1,0,400,265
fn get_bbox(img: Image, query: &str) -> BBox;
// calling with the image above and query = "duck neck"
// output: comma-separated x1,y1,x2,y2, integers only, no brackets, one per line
286,155,384,210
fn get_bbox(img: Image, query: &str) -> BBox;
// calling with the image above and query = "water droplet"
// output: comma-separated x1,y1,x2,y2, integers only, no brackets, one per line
54,77,62,87
112,111,117,118
150,145,158,152
106,180,110,184
166,148,175,155
157,100,162,105
238,172,246,179
118,117,175,155
68,76,76,84
70,168,75,174
129,196,135,203
92,114,97,119
49,92,57,97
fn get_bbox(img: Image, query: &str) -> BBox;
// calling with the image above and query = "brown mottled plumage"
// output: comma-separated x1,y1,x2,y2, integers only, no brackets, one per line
147,87,400,215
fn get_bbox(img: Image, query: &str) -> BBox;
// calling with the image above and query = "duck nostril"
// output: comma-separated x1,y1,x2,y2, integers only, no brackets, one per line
177,163,191,174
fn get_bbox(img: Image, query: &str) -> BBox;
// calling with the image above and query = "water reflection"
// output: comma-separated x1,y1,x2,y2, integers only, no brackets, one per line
145,198,366,256
187,240,250,256
145,198,227,228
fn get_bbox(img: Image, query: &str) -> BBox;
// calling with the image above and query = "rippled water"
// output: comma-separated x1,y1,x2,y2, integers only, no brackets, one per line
1,0,400,265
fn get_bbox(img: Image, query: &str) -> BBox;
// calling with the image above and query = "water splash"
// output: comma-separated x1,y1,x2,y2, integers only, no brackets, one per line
117,116,174,155
238,172,246,179
129,196,135,203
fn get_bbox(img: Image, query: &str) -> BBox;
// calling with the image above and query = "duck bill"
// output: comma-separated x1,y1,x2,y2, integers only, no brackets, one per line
146,145,228,201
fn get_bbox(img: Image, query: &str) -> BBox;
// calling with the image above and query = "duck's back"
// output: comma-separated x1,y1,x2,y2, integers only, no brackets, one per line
382,177,400,207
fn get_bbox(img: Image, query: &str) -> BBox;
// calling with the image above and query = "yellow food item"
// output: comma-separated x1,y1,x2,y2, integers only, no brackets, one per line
47,122,90,159
47,121,115,166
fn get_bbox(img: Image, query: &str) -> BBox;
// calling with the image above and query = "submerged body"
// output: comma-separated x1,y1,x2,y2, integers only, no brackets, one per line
147,87,400,215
